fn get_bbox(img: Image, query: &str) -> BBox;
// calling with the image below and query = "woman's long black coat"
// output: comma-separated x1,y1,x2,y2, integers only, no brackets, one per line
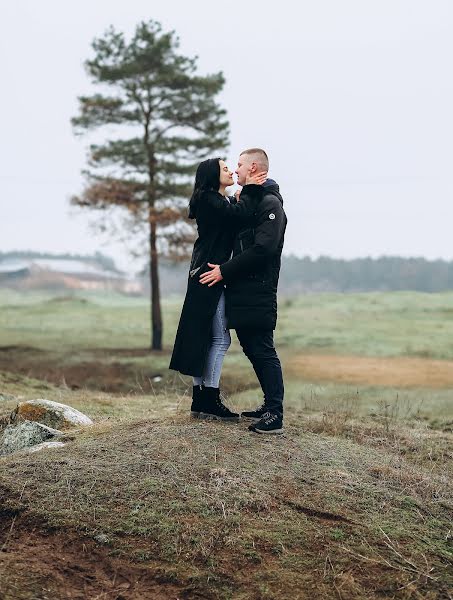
169,186,261,376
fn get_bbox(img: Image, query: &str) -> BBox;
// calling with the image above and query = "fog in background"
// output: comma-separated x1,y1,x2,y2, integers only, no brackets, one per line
1,0,452,272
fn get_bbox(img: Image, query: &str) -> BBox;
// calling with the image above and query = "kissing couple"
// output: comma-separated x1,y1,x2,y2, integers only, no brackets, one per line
170,148,287,435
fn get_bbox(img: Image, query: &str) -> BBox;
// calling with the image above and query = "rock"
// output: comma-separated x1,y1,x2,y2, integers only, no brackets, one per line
10,399,93,430
94,533,110,545
0,421,63,456
26,441,66,454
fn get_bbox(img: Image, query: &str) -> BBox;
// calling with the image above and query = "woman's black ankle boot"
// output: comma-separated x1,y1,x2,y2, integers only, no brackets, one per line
190,385,205,417
198,387,239,422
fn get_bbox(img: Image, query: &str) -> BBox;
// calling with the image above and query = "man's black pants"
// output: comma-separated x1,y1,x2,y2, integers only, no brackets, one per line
235,328,284,417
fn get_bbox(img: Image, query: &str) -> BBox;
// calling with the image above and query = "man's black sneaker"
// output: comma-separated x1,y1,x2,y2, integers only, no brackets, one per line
241,404,267,422
249,411,283,434
192,387,239,422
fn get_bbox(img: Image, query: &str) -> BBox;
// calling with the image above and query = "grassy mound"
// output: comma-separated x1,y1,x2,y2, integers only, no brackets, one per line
1,402,452,599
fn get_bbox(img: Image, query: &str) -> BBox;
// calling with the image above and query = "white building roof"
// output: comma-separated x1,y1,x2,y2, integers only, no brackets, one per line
0,258,124,279
0,260,30,273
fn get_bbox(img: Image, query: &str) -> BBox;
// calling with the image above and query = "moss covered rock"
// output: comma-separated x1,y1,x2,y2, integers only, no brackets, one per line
10,399,92,430
0,420,63,455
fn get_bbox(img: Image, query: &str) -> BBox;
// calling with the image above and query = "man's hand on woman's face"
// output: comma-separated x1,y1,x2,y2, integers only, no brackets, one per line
199,263,223,287
245,168,268,186
236,169,267,201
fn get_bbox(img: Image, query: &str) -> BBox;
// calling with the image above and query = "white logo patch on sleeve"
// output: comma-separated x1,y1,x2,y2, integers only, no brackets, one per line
269,213,276,220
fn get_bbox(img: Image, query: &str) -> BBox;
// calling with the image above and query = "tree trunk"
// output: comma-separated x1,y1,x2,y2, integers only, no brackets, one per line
149,211,162,350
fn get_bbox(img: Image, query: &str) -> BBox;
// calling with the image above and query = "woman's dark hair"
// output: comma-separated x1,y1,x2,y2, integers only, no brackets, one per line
188,158,221,219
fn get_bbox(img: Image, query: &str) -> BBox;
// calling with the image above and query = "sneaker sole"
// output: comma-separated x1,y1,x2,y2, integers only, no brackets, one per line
191,412,239,422
253,427,284,435
240,415,262,422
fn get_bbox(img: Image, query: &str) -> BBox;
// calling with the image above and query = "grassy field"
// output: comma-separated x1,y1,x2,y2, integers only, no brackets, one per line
0,289,452,599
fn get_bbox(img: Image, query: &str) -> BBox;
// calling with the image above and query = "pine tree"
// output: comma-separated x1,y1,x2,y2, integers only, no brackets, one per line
72,21,229,350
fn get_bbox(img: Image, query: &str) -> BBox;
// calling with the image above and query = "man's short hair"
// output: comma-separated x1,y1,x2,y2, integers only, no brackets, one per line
240,148,269,171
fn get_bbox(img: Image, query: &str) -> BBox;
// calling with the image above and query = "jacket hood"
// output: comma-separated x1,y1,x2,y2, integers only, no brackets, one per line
262,178,283,205
263,178,278,189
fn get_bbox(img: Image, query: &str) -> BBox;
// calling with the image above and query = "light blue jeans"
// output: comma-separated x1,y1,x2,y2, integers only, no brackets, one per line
193,291,231,388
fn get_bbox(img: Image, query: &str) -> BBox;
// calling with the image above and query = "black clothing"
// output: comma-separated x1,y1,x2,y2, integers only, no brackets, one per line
190,386,239,421
219,180,287,417
221,181,287,330
235,328,284,417
169,185,262,376
249,411,283,434
241,404,267,421
191,385,205,414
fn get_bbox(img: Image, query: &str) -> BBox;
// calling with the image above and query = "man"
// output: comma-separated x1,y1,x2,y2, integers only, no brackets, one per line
200,148,287,434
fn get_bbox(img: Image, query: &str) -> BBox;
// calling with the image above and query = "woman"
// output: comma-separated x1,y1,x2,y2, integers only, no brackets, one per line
169,157,266,420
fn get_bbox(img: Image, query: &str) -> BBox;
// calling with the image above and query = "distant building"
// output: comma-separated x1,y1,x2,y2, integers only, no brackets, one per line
0,258,143,294
0,261,31,282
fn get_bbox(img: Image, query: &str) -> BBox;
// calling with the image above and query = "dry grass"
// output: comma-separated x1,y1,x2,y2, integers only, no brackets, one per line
1,399,452,599
288,353,453,388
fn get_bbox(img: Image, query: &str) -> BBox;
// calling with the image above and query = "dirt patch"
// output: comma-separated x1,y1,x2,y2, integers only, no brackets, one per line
90,348,156,358
0,346,256,395
0,346,163,394
288,353,453,388
0,346,44,354
0,510,184,600
0,360,144,393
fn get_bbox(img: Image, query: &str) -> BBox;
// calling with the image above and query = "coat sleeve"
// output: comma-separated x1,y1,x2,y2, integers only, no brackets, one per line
220,195,286,282
205,185,262,221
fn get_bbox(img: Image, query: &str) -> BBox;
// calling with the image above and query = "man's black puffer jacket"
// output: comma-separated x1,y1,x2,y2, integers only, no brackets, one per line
220,180,287,330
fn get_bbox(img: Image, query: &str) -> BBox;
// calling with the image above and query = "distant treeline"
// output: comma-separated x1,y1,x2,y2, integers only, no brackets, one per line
0,251,120,273
155,255,453,295
279,255,453,294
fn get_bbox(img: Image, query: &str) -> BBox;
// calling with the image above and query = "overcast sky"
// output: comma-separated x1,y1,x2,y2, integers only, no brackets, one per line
1,0,452,271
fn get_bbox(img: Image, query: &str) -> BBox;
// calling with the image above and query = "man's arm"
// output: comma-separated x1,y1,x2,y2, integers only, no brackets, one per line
204,184,262,220
199,195,285,287
220,196,285,282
